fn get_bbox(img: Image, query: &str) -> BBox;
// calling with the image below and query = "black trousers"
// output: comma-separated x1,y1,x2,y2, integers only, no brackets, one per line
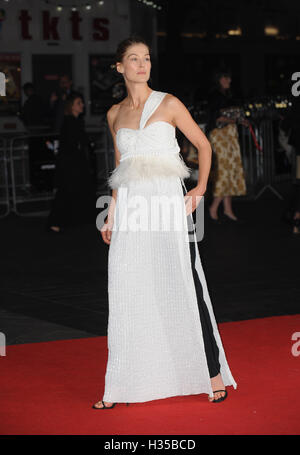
181,182,221,378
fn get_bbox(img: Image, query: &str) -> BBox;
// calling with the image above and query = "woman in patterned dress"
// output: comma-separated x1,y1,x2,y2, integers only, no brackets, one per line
207,71,247,222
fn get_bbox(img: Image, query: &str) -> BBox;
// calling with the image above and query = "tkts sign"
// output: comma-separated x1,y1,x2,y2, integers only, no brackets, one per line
19,10,109,40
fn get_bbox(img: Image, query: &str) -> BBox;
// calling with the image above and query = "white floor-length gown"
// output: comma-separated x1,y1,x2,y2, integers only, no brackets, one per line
103,90,237,403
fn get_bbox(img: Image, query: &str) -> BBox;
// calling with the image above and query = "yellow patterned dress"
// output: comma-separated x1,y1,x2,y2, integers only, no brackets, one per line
208,123,246,197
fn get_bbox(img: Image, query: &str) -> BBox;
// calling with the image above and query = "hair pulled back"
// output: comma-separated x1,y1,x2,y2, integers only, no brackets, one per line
110,34,151,70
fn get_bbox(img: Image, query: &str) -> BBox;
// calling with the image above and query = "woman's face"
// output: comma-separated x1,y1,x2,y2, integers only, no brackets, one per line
117,43,151,83
72,97,84,116
219,76,231,90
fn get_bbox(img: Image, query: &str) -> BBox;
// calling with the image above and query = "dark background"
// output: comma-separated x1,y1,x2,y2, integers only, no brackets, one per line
153,0,300,101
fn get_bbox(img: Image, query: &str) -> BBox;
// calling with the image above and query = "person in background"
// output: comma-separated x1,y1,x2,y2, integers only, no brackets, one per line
20,83,48,191
46,93,95,233
49,74,84,132
20,82,46,127
206,70,248,223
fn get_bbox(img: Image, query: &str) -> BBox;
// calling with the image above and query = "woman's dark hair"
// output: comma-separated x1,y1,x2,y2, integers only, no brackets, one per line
111,35,151,70
212,68,232,97
23,82,34,91
64,92,83,115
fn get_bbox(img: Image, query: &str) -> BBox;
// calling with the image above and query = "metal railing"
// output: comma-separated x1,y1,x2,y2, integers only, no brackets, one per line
239,121,266,199
9,133,59,216
243,118,292,200
206,118,292,200
0,137,10,217
1,116,294,217
252,119,284,200
3,124,112,216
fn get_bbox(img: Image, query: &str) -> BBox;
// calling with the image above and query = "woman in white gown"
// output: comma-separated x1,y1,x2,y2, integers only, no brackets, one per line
93,36,237,409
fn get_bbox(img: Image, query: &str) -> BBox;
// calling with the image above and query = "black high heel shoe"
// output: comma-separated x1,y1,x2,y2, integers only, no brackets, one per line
210,389,228,403
92,400,130,409
208,209,222,224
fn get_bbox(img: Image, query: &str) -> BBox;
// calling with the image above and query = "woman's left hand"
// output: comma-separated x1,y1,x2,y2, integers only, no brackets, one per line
184,184,206,216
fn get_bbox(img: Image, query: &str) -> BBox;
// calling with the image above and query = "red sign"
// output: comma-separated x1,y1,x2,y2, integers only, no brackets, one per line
18,10,109,41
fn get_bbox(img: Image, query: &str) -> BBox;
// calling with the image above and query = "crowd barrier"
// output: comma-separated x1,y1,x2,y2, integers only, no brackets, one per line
225,118,291,200
9,132,59,216
0,137,10,217
1,125,111,217
239,120,267,199
245,118,292,200
0,116,293,217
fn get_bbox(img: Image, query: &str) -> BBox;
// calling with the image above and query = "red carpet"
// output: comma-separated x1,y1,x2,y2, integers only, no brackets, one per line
1,314,300,435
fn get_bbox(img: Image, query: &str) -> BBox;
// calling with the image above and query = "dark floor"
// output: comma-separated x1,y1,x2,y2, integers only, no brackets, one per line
1,181,300,346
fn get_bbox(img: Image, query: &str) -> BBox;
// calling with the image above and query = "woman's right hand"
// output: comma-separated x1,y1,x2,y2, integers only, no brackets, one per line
100,216,114,245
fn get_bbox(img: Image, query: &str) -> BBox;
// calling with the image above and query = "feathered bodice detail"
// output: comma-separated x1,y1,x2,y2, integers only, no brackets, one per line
107,91,192,189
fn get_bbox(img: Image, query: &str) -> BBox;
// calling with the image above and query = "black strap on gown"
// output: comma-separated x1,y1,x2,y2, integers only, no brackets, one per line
181,182,221,378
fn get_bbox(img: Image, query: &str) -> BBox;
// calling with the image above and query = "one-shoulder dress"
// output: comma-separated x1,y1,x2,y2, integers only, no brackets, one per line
103,90,237,403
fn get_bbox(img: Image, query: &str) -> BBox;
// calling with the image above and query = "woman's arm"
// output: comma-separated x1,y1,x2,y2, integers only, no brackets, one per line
166,94,212,215
100,104,121,245
167,95,212,189
107,104,121,204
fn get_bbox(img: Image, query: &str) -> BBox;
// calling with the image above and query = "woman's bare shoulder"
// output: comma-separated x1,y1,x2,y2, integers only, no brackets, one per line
163,92,186,109
106,103,120,122
162,93,189,119
163,92,184,110
107,98,129,125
